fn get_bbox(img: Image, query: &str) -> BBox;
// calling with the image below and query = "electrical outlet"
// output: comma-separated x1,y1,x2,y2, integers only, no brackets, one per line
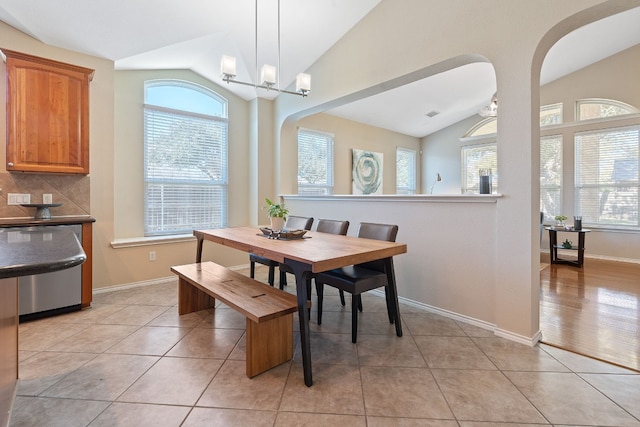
8,193,31,205
149,251,156,262
43,194,53,204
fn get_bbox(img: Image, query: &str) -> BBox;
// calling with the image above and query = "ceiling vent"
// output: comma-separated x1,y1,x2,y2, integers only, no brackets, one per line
425,110,440,118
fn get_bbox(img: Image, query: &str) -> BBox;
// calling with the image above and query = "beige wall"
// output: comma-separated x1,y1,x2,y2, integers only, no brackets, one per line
296,113,422,194
423,43,640,262
272,0,633,339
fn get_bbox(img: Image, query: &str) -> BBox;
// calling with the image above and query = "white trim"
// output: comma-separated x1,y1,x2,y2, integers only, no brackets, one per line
92,264,250,294
495,328,542,347
93,276,177,294
282,194,502,203
111,234,196,248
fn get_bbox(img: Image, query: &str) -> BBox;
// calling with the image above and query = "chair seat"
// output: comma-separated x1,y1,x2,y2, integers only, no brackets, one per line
315,265,388,295
249,253,278,267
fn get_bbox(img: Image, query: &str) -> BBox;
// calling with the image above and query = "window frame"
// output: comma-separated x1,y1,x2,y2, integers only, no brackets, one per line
143,80,229,236
297,127,335,195
396,147,417,194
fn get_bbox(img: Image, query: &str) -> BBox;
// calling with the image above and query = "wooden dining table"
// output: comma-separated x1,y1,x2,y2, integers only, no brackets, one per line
193,226,407,386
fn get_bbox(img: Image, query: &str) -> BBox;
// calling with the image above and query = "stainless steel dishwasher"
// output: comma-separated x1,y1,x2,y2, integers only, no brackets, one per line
16,224,83,321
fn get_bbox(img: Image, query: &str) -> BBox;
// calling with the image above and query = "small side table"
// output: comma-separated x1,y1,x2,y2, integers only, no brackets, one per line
546,227,591,267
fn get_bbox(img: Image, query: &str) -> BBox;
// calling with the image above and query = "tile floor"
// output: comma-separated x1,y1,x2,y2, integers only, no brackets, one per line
10,266,640,427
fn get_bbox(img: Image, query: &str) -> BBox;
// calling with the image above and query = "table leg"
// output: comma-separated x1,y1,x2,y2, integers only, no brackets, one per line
578,231,585,267
283,258,314,386
385,258,403,337
548,230,557,264
194,232,204,263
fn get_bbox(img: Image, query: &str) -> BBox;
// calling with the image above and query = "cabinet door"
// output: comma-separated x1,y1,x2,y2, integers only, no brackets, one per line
4,50,94,174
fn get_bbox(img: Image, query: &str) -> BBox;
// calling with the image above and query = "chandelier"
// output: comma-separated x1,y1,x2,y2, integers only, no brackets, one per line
220,0,311,97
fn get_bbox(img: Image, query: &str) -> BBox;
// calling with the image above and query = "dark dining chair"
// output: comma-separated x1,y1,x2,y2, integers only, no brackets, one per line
249,215,313,288
278,218,350,298
314,222,401,343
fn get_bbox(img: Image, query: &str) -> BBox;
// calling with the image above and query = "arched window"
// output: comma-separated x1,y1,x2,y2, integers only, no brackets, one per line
577,98,639,121
144,80,228,236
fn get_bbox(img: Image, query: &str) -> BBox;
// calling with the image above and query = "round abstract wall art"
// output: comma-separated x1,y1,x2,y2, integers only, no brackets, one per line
352,149,383,195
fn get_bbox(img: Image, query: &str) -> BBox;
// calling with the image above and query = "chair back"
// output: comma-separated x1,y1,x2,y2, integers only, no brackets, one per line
357,222,398,272
316,219,349,235
285,215,314,231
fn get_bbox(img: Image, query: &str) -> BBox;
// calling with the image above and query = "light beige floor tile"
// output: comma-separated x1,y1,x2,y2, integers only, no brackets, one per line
402,312,466,336
49,324,140,353
10,396,110,427
88,402,191,427
455,321,495,337
580,373,640,419
293,332,358,365
506,371,640,426
458,423,551,427
309,310,352,334
356,334,426,367
40,353,158,401
92,288,147,305
182,407,277,427
432,369,547,424
147,306,211,328
18,351,97,396
356,310,403,337
280,363,365,415
368,417,459,427
18,322,89,351
18,350,39,363
106,326,190,356
196,305,248,329
48,303,128,324
197,359,289,410
117,356,223,406
540,344,637,374
473,337,570,372
360,366,453,419
97,304,169,325
131,282,177,306
414,336,496,370
277,412,366,426
166,327,244,359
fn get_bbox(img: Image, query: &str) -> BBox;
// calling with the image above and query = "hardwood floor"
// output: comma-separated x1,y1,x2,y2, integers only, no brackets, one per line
540,258,640,371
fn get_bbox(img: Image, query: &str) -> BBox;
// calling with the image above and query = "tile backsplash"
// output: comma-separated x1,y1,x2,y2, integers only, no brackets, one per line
0,172,90,218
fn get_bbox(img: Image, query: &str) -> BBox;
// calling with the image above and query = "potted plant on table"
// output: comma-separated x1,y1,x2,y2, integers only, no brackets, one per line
264,198,288,232
554,215,567,227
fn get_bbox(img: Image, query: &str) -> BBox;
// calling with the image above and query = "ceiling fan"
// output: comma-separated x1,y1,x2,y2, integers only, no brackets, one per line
479,93,498,118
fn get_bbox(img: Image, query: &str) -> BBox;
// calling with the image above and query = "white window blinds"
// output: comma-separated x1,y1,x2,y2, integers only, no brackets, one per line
540,135,563,219
144,104,228,235
575,125,639,228
396,147,416,194
461,143,497,193
297,128,334,195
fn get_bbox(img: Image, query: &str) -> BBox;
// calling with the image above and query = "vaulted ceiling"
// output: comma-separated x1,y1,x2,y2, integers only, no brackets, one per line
0,1,638,137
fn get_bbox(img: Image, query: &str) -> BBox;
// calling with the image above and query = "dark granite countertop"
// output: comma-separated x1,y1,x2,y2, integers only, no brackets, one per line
0,227,86,279
0,216,95,228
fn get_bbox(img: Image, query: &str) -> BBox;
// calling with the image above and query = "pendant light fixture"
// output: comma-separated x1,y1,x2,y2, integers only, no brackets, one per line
220,0,311,97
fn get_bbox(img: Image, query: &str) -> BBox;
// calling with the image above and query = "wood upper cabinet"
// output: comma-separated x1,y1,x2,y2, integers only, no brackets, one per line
3,49,94,174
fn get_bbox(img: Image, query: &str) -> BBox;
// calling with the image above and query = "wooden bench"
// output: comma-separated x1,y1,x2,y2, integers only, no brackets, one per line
171,261,298,378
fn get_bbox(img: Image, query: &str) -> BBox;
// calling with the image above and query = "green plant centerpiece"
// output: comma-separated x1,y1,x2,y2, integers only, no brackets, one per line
554,215,567,227
264,198,288,231
562,238,573,249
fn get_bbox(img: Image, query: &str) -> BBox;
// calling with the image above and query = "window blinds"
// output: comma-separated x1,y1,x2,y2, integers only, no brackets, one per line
297,128,334,195
144,106,228,235
575,125,639,227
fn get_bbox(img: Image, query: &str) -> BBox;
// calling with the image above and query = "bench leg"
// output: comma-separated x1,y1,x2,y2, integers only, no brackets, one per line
177,277,215,315
245,314,293,378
